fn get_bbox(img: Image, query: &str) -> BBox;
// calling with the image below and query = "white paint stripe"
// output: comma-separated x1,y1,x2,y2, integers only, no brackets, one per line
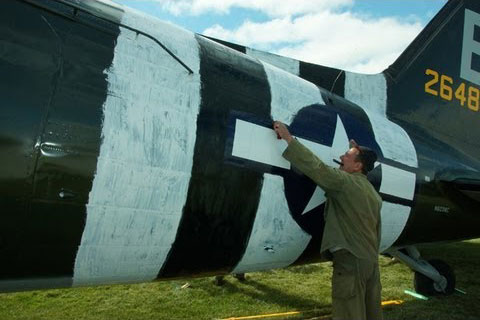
379,202,411,252
380,164,416,200
247,47,300,76
344,73,416,252
232,59,323,272
233,175,311,273
231,60,323,272
232,119,290,169
73,9,201,286
344,72,418,168
262,61,325,124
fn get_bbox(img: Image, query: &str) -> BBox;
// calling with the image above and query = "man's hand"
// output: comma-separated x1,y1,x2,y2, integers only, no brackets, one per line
273,121,294,144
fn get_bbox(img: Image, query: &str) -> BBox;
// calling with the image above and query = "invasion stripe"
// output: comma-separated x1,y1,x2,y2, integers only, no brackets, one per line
159,36,272,277
73,7,201,286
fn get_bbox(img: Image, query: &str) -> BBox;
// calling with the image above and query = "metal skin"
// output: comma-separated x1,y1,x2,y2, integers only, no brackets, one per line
0,0,479,292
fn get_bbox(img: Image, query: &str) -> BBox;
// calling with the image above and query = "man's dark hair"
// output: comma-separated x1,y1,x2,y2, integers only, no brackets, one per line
355,146,377,174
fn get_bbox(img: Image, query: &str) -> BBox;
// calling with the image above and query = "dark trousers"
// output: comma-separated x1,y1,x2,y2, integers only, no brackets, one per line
331,250,383,320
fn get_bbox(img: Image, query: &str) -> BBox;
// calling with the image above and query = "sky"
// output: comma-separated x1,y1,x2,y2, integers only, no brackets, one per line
112,0,448,74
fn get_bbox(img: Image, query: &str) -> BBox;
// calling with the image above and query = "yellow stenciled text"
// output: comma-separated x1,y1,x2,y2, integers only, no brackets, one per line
424,68,479,112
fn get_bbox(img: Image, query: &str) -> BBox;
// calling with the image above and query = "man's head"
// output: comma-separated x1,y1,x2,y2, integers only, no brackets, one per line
339,140,377,175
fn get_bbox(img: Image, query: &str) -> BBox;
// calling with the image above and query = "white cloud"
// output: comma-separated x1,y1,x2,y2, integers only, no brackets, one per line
205,17,301,47
153,0,353,17
204,11,423,73
133,0,425,73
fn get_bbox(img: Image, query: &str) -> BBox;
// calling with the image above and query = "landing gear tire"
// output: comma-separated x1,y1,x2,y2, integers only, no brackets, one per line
414,259,456,296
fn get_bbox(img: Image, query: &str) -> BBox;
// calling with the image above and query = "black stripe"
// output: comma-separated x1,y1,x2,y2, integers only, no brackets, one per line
379,158,418,173
0,1,119,280
380,194,414,207
299,61,345,96
202,36,247,54
159,35,271,277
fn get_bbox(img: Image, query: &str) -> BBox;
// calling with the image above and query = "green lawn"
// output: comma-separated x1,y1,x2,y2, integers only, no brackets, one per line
0,239,478,320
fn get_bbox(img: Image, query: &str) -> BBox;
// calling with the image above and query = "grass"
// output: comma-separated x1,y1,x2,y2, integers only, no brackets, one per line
0,239,479,320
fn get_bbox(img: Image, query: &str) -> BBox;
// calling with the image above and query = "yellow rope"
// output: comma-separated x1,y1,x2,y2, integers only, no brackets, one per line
221,300,404,320
221,310,301,320
382,299,404,306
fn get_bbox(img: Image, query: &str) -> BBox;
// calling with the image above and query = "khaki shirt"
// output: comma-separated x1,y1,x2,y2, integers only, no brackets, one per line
283,139,382,262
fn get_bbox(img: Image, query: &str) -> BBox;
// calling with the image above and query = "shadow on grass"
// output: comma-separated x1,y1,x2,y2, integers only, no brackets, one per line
199,277,328,314
286,264,327,275
245,279,327,309
212,240,480,320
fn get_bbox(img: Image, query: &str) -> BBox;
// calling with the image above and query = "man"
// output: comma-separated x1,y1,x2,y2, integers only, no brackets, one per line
273,121,383,320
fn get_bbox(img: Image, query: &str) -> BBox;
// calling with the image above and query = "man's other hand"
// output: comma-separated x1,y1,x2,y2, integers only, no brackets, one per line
273,121,294,144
